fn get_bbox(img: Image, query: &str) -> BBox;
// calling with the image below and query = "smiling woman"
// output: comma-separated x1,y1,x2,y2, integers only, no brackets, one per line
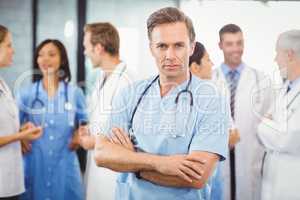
0,26,14,67
16,39,88,200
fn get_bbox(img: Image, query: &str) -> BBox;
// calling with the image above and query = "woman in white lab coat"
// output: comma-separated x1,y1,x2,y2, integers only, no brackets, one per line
258,30,300,200
0,25,42,200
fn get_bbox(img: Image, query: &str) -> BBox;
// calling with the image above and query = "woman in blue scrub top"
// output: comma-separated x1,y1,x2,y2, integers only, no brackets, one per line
189,42,238,200
17,39,87,200
189,42,223,200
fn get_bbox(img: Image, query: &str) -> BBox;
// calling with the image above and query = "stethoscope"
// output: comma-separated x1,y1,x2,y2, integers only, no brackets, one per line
31,80,72,111
128,71,193,143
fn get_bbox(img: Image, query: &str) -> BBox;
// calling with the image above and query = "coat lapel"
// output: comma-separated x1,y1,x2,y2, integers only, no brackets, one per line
286,81,300,108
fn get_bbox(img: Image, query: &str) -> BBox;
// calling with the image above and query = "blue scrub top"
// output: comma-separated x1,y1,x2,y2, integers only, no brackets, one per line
108,75,230,200
16,81,87,200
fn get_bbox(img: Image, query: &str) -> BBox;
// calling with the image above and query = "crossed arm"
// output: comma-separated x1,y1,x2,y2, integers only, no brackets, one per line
93,127,220,189
258,110,300,154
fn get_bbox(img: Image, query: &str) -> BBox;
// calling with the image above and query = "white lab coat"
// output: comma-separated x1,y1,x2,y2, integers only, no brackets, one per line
0,77,24,197
213,65,272,200
84,62,134,200
257,80,300,200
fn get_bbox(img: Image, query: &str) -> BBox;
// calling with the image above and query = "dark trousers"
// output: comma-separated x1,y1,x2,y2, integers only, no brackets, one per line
0,195,19,200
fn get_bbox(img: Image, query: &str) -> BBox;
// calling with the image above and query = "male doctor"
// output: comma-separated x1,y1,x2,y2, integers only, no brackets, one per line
258,30,300,200
79,22,133,200
94,7,229,200
213,24,272,200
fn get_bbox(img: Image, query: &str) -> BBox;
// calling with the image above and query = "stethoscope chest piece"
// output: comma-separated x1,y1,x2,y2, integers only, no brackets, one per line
64,102,73,111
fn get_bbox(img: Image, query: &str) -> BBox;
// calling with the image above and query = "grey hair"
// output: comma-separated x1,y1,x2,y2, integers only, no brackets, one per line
277,30,300,57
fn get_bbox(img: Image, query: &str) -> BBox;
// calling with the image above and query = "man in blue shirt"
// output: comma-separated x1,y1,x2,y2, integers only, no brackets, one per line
94,7,229,200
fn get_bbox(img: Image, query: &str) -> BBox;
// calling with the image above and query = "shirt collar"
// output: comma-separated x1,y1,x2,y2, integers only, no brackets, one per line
99,61,126,76
114,61,126,74
221,62,245,76
37,80,65,96
155,73,192,97
288,76,300,90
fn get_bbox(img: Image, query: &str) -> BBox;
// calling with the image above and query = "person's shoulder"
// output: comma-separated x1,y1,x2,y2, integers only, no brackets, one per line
244,64,264,75
121,75,157,93
192,75,222,102
66,82,85,96
244,65,270,81
67,81,80,89
17,81,36,96
15,81,36,105
192,75,219,94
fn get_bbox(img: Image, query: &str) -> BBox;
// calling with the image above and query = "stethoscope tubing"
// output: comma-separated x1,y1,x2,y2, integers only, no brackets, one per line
129,71,193,128
31,80,70,110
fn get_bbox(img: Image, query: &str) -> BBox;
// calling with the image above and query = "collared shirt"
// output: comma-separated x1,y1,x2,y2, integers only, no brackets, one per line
108,75,229,200
221,62,245,82
16,81,88,200
287,76,300,92
0,77,24,197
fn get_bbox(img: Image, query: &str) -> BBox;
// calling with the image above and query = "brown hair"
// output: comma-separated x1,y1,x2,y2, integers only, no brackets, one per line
84,22,119,56
219,23,242,41
147,7,195,43
0,24,9,44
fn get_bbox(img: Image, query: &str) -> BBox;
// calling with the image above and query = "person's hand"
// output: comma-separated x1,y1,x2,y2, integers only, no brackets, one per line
18,126,43,141
264,114,273,120
21,139,32,154
69,130,81,151
109,127,134,151
229,128,240,149
153,154,206,183
20,122,35,131
78,126,95,150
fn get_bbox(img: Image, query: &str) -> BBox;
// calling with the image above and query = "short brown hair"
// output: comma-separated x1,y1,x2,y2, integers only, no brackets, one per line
219,24,242,41
84,22,119,56
0,24,9,44
147,7,195,43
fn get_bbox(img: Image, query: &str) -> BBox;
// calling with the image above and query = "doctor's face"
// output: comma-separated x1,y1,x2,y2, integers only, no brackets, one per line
0,32,14,67
275,43,289,80
37,42,61,76
83,31,100,68
219,32,244,68
150,22,194,82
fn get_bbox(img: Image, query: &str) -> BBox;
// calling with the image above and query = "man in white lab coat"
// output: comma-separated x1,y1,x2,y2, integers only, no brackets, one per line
79,22,133,200
258,30,300,200
213,24,272,200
